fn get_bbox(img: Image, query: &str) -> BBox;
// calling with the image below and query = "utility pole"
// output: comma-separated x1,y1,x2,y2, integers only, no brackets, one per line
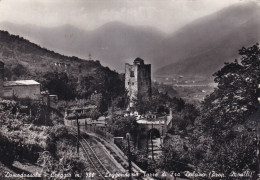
254,83,260,179
105,120,107,138
75,111,80,155
257,84,260,176
126,133,132,180
256,113,260,177
257,124,259,177
151,122,154,161
146,133,149,156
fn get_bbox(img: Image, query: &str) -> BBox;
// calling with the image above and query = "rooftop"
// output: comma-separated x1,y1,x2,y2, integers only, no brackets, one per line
134,57,144,65
66,105,97,111
137,119,164,125
4,80,40,86
137,119,172,126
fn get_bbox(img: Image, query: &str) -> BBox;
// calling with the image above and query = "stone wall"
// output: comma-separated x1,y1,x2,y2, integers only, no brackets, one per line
137,63,151,101
125,63,138,107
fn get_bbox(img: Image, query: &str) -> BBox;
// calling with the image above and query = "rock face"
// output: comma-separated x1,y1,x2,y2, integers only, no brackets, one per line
125,58,151,109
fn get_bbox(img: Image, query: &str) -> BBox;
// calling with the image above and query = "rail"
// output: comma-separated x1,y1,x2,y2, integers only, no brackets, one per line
71,129,111,180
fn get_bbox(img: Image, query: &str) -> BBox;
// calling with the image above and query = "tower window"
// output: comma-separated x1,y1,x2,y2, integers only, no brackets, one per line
130,71,134,77
128,82,130,85
132,82,134,85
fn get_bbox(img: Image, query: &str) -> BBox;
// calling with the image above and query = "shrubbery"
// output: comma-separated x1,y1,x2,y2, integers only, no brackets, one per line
0,106,87,177
0,133,15,166
41,126,87,178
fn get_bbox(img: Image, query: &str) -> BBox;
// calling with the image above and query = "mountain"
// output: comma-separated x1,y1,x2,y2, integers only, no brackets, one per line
1,2,259,77
0,30,126,103
0,30,102,77
155,2,260,77
0,21,166,71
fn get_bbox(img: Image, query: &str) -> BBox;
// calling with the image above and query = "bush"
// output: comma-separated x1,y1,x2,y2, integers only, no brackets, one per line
0,133,15,166
45,125,76,157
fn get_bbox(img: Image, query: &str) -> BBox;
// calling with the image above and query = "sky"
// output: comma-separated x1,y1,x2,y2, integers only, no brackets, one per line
0,0,258,33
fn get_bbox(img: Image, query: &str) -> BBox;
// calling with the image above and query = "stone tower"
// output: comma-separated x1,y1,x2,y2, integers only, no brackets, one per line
125,58,151,109
0,61,4,97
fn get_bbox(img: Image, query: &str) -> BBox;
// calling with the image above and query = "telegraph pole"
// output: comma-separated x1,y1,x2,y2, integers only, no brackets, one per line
146,133,149,156
151,123,154,161
75,111,80,155
126,133,132,180
257,124,259,176
254,83,260,178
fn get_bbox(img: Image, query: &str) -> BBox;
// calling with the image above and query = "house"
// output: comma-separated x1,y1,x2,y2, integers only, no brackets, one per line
3,80,40,100
0,61,41,100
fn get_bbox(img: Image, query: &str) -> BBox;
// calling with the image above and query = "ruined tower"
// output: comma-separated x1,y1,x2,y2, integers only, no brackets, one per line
125,58,151,109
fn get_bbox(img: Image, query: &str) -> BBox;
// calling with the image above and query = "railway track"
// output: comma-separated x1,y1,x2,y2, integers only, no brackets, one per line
91,134,145,174
71,129,111,180
71,128,145,180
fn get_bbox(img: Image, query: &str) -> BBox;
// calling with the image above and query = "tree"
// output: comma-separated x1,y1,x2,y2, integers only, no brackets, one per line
0,133,15,166
201,44,260,140
41,72,76,100
86,108,101,120
160,136,192,176
132,85,187,115
192,43,260,177
133,95,153,115
12,64,29,78
112,116,139,137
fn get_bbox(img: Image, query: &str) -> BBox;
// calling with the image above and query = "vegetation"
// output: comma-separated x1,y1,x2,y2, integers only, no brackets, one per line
194,43,260,177
38,126,87,179
1,29,259,179
0,99,87,178
0,30,125,114
112,116,139,137
133,83,188,115
0,100,47,166
110,86,199,173
160,43,260,179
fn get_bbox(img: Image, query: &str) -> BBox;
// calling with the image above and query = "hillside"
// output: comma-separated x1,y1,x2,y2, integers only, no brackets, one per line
0,30,124,106
0,22,166,71
155,2,260,77
0,30,103,75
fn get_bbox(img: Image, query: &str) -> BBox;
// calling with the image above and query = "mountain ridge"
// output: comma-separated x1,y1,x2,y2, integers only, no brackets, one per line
0,2,259,77
0,21,166,71
154,2,260,77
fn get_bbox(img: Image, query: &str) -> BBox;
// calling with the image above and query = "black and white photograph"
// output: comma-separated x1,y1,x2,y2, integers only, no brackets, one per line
0,0,260,179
